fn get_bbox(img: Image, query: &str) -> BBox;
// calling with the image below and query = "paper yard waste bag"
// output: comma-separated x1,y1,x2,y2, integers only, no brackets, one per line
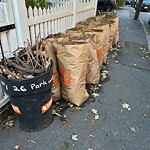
75,20,111,64
42,39,61,102
110,16,119,46
57,39,90,106
86,38,103,84
86,14,106,23
46,33,69,43
96,15,119,48
92,24,111,64
66,30,104,84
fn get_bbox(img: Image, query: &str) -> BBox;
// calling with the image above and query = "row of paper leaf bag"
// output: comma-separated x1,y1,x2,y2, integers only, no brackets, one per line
33,14,119,106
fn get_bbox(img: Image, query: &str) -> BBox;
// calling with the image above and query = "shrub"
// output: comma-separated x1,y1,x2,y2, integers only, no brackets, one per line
25,0,52,9
116,0,126,7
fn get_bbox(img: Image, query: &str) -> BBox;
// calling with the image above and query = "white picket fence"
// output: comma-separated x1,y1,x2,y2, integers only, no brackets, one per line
27,0,97,45
0,1,17,59
0,0,98,108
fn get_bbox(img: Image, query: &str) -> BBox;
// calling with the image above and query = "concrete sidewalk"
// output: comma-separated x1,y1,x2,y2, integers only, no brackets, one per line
0,7,150,150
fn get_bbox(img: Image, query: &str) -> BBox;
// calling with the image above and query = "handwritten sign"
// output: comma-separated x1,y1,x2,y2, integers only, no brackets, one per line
0,77,53,92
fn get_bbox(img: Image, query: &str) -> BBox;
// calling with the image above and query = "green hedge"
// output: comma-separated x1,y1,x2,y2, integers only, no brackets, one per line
116,0,126,7
25,0,52,9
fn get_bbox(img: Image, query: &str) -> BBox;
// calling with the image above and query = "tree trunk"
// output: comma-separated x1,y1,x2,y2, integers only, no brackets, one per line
134,0,143,20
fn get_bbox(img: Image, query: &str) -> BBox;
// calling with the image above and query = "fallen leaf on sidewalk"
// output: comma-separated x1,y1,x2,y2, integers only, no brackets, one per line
91,109,100,120
95,115,100,120
101,70,109,80
91,109,98,114
52,109,61,117
122,103,131,110
71,133,78,141
91,120,96,125
88,132,95,138
28,140,36,144
98,84,102,87
61,141,71,150
70,106,82,112
130,127,136,132
68,103,73,108
15,146,20,150
60,115,69,126
75,107,82,111
92,93,99,97
8,120,14,127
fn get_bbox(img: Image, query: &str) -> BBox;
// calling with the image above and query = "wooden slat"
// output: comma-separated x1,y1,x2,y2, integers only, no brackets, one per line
33,7,40,42
28,7,35,45
43,8,48,37
27,10,72,26
39,7,44,40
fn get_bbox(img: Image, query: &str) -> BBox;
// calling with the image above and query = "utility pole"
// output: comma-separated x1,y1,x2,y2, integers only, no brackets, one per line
134,0,143,20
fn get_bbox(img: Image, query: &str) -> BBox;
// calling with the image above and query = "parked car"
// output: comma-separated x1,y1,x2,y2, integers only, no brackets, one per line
97,0,116,12
135,0,150,12
125,0,132,5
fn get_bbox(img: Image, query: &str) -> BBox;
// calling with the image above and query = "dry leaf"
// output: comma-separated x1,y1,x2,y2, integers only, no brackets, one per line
75,107,82,111
122,103,131,110
98,84,102,87
61,141,70,150
91,93,99,97
91,109,98,114
88,132,95,138
52,109,61,116
91,120,96,125
71,133,78,141
60,115,69,126
130,127,136,132
15,146,20,150
28,140,36,144
8,120,14,127
95,115,99,120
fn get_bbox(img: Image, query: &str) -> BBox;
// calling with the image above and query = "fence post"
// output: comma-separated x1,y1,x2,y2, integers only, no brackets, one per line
94,0,98,16
11,0,29,47
72,0,77,27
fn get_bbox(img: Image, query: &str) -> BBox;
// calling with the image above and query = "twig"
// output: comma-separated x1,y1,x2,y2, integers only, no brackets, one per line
7,61,45,75
0,65,17,79
35,34,41,65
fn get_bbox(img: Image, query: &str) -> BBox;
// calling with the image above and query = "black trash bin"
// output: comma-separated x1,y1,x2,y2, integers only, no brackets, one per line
0,61,53,131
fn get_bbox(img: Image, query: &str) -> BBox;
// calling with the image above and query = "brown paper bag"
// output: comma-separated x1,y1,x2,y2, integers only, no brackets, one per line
86,14,106,23
91,24,111,64
111,16,119,46
71,33,102,84
57,39,90,106
42,39,61,102
100,15,119,48
67,30,104,84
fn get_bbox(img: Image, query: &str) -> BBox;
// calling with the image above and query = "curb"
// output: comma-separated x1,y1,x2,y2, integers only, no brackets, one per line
140,18,150,51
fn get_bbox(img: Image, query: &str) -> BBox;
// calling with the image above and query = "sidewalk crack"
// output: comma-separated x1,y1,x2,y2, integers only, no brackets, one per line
118,62,150,72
